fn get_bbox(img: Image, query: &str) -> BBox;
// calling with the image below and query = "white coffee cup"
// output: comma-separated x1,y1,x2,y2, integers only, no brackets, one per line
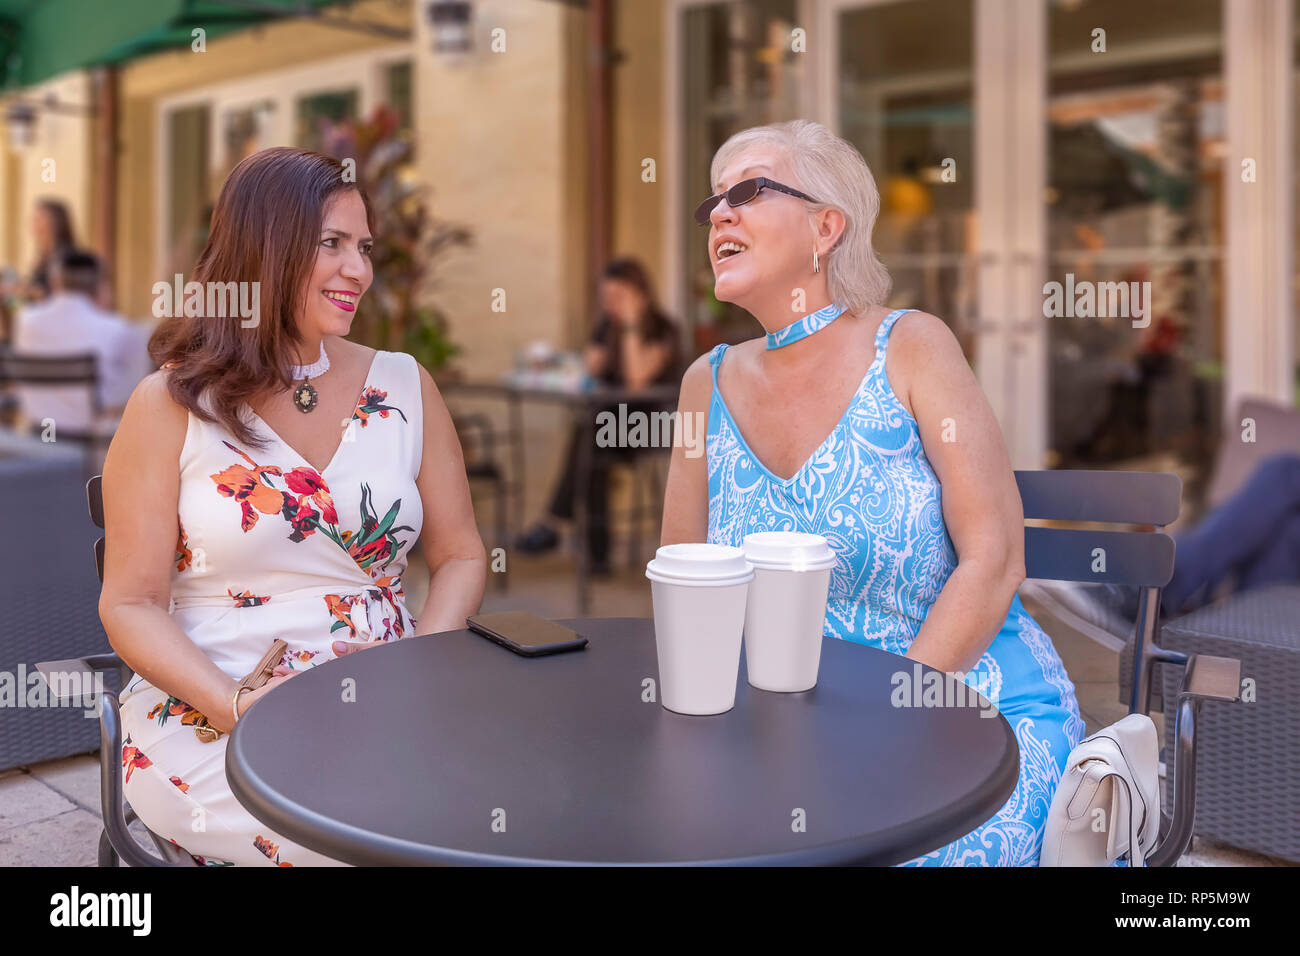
741,532,836,692
645,543,754,715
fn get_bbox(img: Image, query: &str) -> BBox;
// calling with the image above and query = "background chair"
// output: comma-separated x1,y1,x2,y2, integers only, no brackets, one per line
1015,469,1242,866
611,448,668,570
452,412,511,591
36,475,193,867
0,350,102,474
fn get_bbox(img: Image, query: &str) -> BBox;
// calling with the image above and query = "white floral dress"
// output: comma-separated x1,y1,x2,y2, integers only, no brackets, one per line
118,349,423,866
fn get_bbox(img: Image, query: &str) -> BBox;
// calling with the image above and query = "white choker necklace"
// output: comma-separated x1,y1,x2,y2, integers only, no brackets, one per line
289,344,329,413
290,344,330,380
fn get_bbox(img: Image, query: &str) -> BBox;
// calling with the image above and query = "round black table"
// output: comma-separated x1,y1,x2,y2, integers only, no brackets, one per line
227,618,1019,865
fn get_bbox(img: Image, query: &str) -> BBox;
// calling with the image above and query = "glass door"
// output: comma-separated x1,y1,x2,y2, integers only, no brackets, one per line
678,0,807,355
830,0,977,355
1045,0,1224,490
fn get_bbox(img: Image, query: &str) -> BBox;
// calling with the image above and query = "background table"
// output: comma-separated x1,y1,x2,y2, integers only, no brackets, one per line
227,618,1019,866
440,381,678,612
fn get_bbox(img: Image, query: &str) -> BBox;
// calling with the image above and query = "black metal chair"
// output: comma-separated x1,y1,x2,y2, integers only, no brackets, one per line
612,448,668,569
1015,469,1242,866
36,475,193,867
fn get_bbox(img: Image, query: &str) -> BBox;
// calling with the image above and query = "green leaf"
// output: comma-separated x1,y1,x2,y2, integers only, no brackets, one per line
358,498,402,547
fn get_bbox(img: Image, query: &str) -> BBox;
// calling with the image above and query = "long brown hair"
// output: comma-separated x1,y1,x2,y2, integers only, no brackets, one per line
148,147,373,447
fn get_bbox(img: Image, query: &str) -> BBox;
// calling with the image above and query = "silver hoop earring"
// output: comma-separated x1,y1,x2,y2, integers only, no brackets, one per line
813,249,820,274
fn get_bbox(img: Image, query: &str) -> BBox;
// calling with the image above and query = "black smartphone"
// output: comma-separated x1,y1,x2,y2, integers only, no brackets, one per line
466,612,589,657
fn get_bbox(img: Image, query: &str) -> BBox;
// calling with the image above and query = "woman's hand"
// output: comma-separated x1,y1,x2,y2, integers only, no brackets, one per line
203,673,296,735
331,638,387,657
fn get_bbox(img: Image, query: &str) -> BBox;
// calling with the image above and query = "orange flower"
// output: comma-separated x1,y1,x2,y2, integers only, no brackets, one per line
325,593,357,639
253,835,279,860
169,776,190,793
175,520,192,572
210,442,287,532
228,588,270,607
122,741,152,783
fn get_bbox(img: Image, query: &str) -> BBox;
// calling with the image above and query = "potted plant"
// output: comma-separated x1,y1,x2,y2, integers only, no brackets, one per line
315,105,471,377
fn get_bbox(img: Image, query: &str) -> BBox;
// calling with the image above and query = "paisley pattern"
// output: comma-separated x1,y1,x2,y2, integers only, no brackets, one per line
765,302,846,350
706,309,1085,866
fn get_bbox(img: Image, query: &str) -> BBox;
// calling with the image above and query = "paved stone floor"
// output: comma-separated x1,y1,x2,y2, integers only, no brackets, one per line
2,536,1292,867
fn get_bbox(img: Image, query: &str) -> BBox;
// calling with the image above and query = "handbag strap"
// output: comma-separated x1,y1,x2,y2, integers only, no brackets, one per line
1080,761,1146,867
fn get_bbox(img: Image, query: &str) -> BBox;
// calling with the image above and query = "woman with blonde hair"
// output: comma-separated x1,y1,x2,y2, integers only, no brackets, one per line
98,147,486,865
661,120,1084,866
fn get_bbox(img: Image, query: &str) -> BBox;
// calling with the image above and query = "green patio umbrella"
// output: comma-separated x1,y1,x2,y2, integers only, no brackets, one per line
0,0,389,90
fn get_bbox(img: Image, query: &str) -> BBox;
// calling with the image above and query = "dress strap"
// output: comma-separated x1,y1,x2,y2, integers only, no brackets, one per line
707,342,729,385
873,308,917,354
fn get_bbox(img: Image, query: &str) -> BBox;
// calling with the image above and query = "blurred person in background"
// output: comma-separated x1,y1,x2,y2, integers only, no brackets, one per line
12,249,142,438
25,198,79,303
515,257,682,574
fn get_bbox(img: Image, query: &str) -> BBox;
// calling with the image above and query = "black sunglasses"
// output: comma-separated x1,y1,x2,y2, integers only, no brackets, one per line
694,176,820,226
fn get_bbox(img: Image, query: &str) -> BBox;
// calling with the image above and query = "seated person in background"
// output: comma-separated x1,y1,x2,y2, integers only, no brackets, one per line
1052,452,1300,622
13,250,142,438
515,257,682,574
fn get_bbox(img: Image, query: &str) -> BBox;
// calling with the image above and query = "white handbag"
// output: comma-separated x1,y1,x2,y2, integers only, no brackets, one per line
1040,713,1162,866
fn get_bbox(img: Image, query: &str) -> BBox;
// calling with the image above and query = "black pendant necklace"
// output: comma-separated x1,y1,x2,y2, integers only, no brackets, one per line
290,344,329,414
292,380,319,413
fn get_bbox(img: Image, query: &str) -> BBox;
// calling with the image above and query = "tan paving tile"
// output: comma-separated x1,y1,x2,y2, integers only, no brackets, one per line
0,771,76,831
0,808,101,866
27,754,101,815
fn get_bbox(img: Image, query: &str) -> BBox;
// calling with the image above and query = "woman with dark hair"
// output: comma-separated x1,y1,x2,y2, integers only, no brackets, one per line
98,147,486,866
515,257,681,573
27,198,77,301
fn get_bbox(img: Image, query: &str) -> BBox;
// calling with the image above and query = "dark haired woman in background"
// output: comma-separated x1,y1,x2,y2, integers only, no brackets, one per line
98,147,486,866
27,198,78,302
515,258,681,574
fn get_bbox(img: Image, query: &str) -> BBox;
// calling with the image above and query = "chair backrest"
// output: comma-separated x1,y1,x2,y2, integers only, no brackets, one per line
0,350,102,429
1015,470,1180,588
0,350,99,387
87,474,105,583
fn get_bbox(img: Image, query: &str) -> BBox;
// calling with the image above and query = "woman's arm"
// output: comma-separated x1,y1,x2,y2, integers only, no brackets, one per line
659,353,713,545
411,362,487,633
97,372,258,734
890,313,1027,675
619,330,674,390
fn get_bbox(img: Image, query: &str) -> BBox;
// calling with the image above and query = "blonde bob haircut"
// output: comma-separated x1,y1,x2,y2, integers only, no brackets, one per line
710,120,892,313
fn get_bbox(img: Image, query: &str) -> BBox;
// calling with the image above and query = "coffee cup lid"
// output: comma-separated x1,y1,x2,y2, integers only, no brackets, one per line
645,543,754,587
742,531,836,571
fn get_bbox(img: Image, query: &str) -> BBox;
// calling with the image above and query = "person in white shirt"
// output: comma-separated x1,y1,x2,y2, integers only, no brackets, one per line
13,250,144,439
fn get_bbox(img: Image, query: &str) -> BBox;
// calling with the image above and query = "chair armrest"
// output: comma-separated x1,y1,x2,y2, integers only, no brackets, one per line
1179,654,1241,703
1146,653,1243,866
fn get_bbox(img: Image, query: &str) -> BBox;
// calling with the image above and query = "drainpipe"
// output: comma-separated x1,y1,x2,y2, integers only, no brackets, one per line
93,65,117,310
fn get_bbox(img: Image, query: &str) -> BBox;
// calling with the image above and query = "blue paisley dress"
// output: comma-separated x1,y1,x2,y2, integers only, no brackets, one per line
705,308,1086,866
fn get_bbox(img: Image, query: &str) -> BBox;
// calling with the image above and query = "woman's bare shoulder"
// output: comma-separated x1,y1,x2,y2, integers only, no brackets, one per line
117,370,189,446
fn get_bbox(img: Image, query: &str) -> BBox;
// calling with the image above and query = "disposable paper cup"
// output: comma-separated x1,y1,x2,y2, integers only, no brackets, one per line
646,543,754,715
742,532,836,692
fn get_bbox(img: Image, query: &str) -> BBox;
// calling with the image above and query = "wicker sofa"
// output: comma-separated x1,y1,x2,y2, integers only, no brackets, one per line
0,432,112,770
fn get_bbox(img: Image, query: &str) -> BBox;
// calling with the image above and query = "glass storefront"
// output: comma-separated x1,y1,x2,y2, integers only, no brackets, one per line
672,0,1261,491
681,0,803,353
1046,0,1224,486
837,0,976,356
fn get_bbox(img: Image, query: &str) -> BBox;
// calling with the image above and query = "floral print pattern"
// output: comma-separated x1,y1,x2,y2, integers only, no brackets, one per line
121,354,422,866
175,521,192,572
229,588,271,607
352,387,407,428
